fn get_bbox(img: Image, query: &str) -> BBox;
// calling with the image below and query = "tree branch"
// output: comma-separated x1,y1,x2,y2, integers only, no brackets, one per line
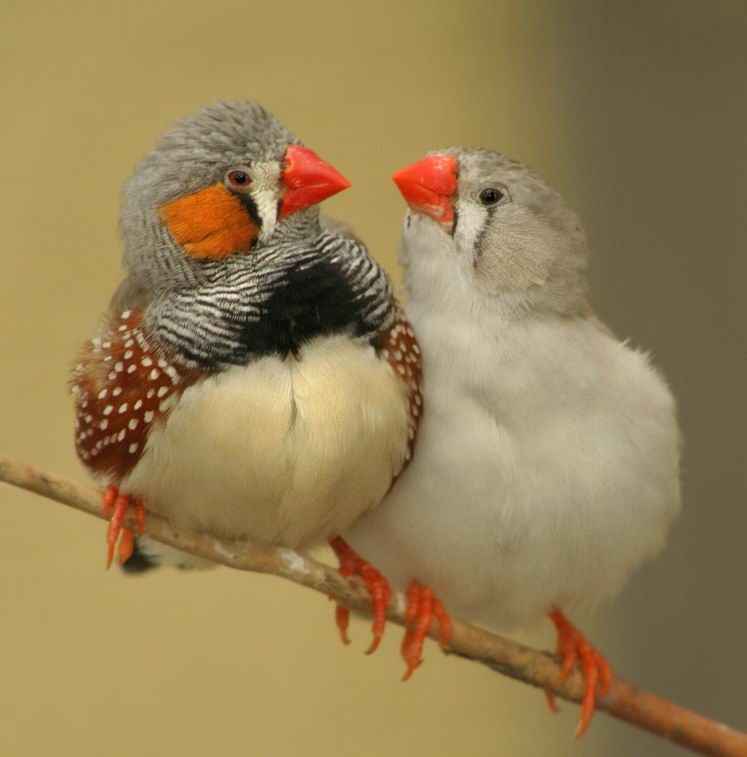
1,456,745,757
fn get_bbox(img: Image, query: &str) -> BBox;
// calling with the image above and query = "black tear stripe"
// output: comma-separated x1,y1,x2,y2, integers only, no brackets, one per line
148,232,394,370
245,257,380,359
235,192,263,231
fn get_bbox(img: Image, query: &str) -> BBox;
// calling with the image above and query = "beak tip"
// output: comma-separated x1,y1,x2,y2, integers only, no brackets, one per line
390,155,458,227
280,145,352,216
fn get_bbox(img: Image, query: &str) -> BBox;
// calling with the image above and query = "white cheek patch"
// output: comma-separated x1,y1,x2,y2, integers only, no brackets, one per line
249,162,282,243
453,201,490,261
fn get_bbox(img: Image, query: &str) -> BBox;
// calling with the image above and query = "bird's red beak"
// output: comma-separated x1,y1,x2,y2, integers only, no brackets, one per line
279,145,351,218
391,155,458,229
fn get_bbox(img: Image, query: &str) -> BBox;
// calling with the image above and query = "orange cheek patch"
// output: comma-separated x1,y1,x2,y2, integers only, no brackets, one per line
159,183,259,260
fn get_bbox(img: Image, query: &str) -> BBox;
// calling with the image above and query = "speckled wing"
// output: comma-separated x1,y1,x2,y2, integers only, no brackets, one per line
378,306,422,474
71,309,203,481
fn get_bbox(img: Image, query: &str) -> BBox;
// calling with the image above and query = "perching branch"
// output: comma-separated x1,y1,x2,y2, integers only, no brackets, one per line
1,456,745,757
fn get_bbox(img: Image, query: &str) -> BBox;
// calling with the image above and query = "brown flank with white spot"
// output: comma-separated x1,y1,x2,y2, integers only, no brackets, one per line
71,310,203,480
378,307,422,469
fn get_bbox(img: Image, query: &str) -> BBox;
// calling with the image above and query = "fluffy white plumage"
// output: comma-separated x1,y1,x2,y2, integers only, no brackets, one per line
345,149,681,633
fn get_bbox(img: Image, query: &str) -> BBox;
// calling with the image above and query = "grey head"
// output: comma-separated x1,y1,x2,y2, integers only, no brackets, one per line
109,102,390,369
118,100,347,302
393,147,590,318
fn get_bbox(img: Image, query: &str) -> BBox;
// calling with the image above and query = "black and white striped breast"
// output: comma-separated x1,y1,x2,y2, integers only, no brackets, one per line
146,232,394,369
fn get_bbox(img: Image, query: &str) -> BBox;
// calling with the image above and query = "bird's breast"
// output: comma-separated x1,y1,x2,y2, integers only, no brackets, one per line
121,332,413,549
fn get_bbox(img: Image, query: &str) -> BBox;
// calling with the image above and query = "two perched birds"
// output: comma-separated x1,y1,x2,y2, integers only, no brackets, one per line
71,101,681,736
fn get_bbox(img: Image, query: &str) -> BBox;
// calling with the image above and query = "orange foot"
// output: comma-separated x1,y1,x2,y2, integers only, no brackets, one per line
545,607,613,738
102,484,146,568
401,579,452,680
329,537,392,654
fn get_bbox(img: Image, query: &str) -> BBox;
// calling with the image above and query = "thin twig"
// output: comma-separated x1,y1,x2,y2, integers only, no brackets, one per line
1,456,745,757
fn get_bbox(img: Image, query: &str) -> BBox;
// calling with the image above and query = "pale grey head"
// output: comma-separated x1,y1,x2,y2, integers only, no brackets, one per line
393,147,590,318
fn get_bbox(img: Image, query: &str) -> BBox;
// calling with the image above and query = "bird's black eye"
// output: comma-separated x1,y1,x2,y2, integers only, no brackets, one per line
479,187,505,206
227,170,251,188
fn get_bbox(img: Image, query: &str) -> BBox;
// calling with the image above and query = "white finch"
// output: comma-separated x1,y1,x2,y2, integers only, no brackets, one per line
344,148,681,735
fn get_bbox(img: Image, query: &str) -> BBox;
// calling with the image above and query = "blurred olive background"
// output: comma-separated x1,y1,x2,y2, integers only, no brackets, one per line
1,1,745,755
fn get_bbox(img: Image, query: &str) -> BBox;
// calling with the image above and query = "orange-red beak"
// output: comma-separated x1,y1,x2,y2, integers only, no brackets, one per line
391,155,458,228
280,145,351,218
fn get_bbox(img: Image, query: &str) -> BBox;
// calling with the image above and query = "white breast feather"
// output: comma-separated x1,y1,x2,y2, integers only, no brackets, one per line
345,300,681,632
123,334,410,550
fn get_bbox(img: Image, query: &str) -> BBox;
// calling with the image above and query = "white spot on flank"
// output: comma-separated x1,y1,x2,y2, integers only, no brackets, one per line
99,419,108,430
124,350,134,360
114,362,124,373
112,386,122,397
146,389,156,399
144,410,155,423
128,442,139,454
157,386,169,398
108,371,117,381
127,364,136,374
141,356,153,367
128,418,139,430
97,388,108,400
118,324,127,332
158,399,173,413
102,341,111,349
103,405,113,416
121,310,132,319
134,399,143,410
149,369,160,381
118,403,128,414
117,429,126,442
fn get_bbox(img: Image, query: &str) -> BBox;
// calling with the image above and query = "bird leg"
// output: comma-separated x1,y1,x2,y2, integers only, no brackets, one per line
329,536,392,654
102,484,146,568
401,579,452,680
545,607,613,738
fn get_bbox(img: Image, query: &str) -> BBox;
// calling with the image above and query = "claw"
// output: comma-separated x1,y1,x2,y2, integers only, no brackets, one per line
334,602,351,646
329,537,392,653
547,607,613,739
401,579,452,680
102,486,146,569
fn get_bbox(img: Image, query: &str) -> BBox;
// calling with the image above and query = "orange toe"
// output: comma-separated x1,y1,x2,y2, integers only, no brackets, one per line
102,486,146,569
329,537,392,653
548,607,613,738
401,579,452,680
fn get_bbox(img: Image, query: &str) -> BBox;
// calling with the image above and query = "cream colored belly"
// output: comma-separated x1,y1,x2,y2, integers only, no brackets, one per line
122,334,410,549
